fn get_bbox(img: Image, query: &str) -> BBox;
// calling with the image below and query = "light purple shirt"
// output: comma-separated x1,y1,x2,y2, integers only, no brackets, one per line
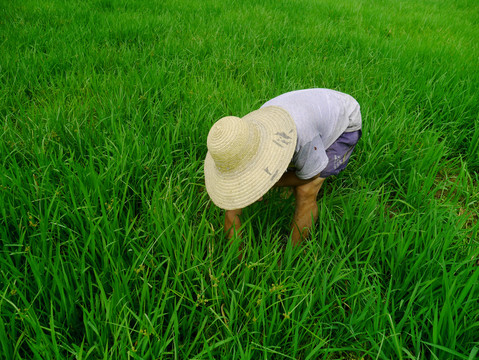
261,89,362,179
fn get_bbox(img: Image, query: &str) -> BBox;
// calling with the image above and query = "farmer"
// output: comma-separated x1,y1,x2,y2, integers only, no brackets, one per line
204,89,362,247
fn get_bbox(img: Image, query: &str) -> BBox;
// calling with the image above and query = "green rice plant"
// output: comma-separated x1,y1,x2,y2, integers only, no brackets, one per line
1,0,478,358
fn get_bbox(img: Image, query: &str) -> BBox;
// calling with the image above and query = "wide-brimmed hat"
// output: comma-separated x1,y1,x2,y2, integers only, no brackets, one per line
204,106,297,210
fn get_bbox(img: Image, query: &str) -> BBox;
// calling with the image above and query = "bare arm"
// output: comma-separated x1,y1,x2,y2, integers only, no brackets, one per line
224,208,242,240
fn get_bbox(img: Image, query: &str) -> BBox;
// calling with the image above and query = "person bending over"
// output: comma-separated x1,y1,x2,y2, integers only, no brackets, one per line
204,88,362,247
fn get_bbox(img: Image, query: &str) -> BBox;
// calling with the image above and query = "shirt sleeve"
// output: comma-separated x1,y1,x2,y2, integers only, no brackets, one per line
293,135,329,179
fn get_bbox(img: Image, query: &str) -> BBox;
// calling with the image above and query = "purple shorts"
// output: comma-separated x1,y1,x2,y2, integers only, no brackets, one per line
320,130,362,177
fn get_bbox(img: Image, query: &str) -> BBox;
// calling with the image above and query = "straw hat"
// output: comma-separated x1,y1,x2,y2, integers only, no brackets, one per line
204,106,297,210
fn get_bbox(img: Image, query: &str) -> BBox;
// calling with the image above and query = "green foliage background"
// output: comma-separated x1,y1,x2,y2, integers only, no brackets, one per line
0,0,478,358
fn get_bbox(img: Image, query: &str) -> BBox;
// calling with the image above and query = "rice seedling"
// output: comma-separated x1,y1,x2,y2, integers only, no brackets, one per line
0,0,478,358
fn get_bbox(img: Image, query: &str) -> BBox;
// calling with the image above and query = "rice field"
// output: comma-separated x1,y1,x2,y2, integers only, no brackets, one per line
0,0,478,358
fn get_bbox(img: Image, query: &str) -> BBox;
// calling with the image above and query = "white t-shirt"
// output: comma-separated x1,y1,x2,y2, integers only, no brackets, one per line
261,89,362,179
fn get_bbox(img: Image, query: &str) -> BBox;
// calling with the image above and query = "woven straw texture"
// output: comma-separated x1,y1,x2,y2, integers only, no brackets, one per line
204,106,297,210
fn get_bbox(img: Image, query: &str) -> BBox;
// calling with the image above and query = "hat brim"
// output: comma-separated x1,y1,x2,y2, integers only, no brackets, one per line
204,106,297,210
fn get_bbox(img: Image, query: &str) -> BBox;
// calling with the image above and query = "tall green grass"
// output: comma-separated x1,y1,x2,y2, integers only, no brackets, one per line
1,0,478,358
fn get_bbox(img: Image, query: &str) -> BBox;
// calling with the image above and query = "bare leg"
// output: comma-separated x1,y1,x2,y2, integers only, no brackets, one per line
291,177,325,246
